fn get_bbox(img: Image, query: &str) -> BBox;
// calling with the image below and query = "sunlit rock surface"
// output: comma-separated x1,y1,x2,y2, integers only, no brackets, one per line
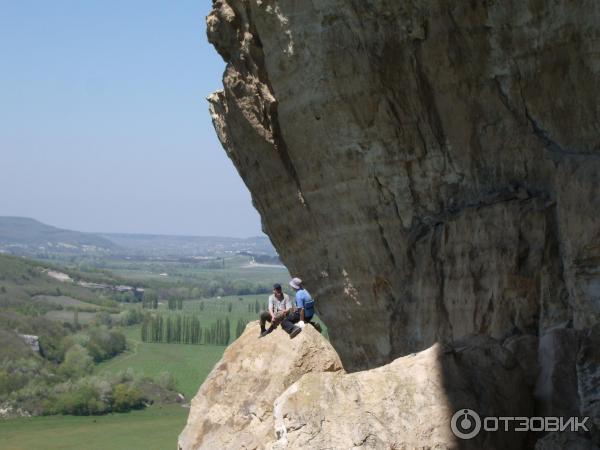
180,329,532,449
269,336,531,450
177,323,343,450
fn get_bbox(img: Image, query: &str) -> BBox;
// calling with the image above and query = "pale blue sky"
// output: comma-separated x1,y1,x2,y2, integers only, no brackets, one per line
0,1,262,237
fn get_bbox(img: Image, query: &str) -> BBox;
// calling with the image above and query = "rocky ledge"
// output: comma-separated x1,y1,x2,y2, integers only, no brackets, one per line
180,325,539,449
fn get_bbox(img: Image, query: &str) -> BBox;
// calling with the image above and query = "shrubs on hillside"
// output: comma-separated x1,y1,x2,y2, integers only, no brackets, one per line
86,328,126,362
112,383,144,412
0,358,51,398
0,326,132,417
44,372,146,415
42,372,148,416
1,367,177,417
57,344,94,379
118,308,144,326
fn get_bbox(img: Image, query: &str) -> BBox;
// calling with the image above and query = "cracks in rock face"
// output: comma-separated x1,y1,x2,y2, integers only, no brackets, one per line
373,176,402,268
416,185,527,232
354,432,377,448
269,104,309,210
374,176,402,225
406,182,572,343
493,75,522,119
411,43,447,155
227,1,310,210
470,264,487,331
478,294,495,335
376,218,397,269
431,223,454,342
514,67,599,159
540,203,572,331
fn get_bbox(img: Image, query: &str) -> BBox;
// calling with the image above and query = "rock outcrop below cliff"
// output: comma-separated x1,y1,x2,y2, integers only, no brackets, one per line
270,335,532,450
177,322,343,450
180,325,534,449
207,0,600,372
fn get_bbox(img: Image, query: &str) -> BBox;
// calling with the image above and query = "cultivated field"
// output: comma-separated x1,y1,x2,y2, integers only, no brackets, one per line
0,404,188,450
95,325,225,399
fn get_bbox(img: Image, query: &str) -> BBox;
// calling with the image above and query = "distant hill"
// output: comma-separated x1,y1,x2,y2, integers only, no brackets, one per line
100,233,278,257
0,217,118,257
0,216,278,259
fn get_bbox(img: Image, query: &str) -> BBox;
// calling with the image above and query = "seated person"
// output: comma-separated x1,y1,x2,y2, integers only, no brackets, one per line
279,277,321,338
290,277,315,324
259,284,292,337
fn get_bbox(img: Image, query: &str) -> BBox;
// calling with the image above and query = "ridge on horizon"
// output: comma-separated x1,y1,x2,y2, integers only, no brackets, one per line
0,216,268,241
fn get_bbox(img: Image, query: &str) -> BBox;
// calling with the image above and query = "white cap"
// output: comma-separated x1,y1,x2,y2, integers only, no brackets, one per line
289,277,302,289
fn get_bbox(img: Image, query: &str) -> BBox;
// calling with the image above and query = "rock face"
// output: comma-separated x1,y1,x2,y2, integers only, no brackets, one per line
177,322,343,450
207,0,600,372
271,335,532,450
204,0,600,447
180,326,532,449
18,334,40,354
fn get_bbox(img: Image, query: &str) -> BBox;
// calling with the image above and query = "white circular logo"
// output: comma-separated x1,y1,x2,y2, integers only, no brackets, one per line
451,409,481,440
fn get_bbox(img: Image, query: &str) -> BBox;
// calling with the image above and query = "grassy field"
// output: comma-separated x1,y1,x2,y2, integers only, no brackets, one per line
105,254,289,285
0,404,188,450
43,310,122,325
33,294,103,310
96,325,226,399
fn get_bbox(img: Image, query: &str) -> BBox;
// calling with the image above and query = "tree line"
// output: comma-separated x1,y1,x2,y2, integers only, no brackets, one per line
141,314,250,346
141,314,202,344
167,298,183,310
247,299,261,314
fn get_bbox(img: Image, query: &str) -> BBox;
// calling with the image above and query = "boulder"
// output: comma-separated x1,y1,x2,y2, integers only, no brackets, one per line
270,335,532,450
177,322,343,450
180,332,532,449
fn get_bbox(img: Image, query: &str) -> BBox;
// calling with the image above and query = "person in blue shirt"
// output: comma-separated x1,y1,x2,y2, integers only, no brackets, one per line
289,277,314,322
287,277,322,333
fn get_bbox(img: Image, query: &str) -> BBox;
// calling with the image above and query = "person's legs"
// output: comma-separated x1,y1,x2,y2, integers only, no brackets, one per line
271,312,285,329
280,316,295,334
259,311,271,332
260,311,287,337
287,310,300,324
281,310,301,337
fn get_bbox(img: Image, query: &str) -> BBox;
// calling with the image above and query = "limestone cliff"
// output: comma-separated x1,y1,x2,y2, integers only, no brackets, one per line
202,0,600,447
207,0,600,372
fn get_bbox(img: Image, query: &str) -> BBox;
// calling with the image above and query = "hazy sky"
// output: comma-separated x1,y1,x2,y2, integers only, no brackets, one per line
0,1,263,237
